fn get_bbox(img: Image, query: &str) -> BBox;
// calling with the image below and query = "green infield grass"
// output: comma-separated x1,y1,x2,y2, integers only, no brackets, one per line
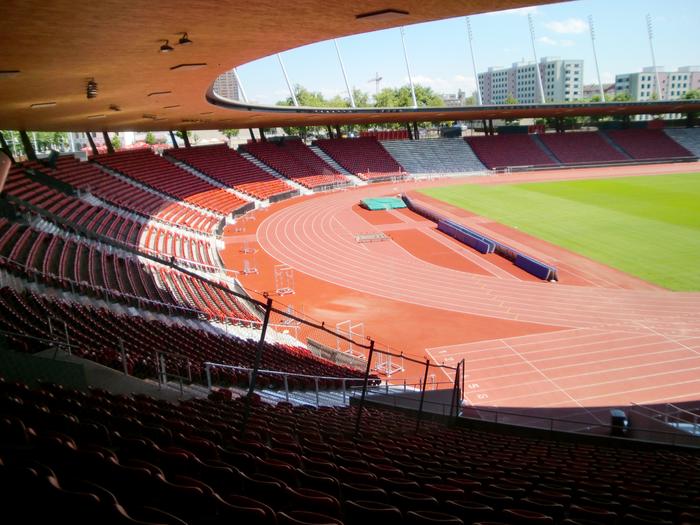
419,173,700,291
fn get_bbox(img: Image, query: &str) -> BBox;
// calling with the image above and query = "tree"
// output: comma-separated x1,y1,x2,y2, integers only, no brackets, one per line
683,89,700,100
111,134,121,150
145,132,156,145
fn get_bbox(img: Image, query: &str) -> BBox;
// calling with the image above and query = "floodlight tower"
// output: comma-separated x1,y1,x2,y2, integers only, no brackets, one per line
466,17,482,106
588,15,605,102
646,14,663,100
528,13,546,104
232,68,249,103
334,39,356,108
277,53,299,107
399,27,418,108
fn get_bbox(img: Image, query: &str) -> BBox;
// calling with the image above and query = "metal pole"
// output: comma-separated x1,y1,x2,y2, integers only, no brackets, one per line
247,297,274,398
315,377,320,407
63,321,71,356
284,375,289,402
68,132,75,153
528,13,546,104
334,39,356,108
646,14,663,100
416,359,431,431
232,68,249,103
354,340,375,436
159,353,166,384
399,27,418,108
119,339,128,376
450,361,460,419
277,53,299,107
205,363,212,390
466,17,482,105
588,15,605,102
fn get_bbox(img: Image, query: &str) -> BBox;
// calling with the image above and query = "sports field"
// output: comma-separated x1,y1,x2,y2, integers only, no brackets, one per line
420,172,700,291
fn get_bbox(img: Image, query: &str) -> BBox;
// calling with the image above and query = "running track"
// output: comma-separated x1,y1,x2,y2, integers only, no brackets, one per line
255,165,700,417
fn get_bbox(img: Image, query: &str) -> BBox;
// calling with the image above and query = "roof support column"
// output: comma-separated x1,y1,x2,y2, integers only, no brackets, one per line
102,132,114,154
335,125,342,139
169,131,179,148
405,122,413,140
413,122,419,140
258,128,267,142
0,131,16,164
488,119,494,136
248,129,257,143
19,131,37,161
181,131,191,148
85,132,98,156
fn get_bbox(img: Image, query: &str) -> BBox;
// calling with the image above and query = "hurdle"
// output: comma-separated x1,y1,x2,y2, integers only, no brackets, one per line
374,349,404,376
336,320,365,359
274,264,295,295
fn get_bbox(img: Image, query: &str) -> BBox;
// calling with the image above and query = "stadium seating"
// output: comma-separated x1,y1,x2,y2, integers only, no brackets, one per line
605,129,694,160
1,375,699,525
380,138,486,175
95,149,249,215
167,144,297,200
246,140,349,190
28,155,220,234
465,135,558,169
315,137,406,181
663,128,700,157
537,132,629,164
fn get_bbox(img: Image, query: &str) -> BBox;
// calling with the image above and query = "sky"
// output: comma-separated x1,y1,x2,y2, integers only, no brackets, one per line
236,0,700,105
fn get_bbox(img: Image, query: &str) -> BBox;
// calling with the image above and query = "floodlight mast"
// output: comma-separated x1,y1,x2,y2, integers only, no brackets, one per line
277,53,299,107
334,39,356,108
232,68,249,103
466,17,482,106
400,27,418,109
588,15,605,102
646,14,663,100
528,13,546,104
464,16,483,106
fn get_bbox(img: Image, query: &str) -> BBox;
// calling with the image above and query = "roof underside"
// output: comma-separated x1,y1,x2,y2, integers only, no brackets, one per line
1,0,698,132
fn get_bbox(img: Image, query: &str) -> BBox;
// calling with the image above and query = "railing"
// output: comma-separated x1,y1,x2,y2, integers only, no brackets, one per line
203,362,371,407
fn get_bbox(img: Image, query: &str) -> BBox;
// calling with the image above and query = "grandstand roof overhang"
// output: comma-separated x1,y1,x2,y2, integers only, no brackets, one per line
1,0,698,133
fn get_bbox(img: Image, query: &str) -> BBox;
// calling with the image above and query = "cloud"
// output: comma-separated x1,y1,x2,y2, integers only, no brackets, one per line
601,71,615,83
537,36,558,46
486,6,538,16
545,18,588,34
537,36,576,47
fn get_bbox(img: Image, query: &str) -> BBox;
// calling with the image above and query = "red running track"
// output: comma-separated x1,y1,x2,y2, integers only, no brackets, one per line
254,164,700,417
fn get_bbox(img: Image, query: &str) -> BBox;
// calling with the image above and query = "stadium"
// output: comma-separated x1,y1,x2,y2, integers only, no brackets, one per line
1,1,700,524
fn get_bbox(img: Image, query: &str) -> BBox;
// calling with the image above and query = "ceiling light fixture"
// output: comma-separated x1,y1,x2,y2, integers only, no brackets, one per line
178,32,192,45
86,79,98,99
356,8,409,21
162,105,181,109
30,102,57,109
147,91,172,97
87,114,106,119
170,63,207,71
159,40,174,53
0,70,21,78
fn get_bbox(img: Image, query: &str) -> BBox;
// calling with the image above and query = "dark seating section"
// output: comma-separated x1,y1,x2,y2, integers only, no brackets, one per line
95,149,249,215
246,140,349,190
166,144,296,200
537,132,629,164
30,155,220,234
465,135,558,170
605,129,695,160
315,138,406,181
0,287,364,388
1,377,699,525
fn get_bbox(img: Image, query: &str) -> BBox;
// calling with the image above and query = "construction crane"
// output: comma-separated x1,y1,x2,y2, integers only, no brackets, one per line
368,72,382,94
